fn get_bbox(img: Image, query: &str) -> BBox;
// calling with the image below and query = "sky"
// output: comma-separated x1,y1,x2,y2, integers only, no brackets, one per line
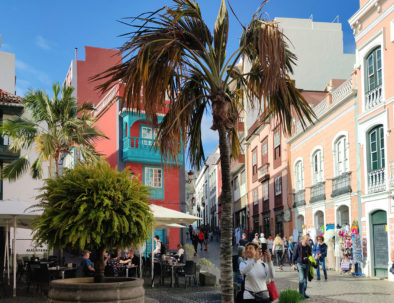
0,0,359,166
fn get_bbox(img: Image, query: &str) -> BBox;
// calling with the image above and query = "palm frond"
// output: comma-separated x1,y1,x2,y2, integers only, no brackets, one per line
2,156,30,181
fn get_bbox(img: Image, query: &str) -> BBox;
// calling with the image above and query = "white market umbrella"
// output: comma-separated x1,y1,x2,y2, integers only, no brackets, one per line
148,205,200,287
0,200,41,297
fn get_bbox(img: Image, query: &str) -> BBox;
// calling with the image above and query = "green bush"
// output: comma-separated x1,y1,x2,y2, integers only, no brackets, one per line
279,289,304,303
32,160,153,282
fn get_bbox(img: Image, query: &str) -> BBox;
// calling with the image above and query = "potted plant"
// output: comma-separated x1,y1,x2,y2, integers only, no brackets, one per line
33,160,153,303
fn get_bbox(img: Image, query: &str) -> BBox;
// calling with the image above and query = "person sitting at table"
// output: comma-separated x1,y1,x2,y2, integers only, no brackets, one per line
122,250,139,267
81,250,95,277
175,244,184,262
106,249,124,276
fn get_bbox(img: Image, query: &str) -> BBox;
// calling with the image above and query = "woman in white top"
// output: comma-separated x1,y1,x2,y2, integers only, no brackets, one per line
259,233,266,245
239,242,275,303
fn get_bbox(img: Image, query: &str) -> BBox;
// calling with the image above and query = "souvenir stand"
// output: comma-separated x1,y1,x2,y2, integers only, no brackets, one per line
350,221,364,276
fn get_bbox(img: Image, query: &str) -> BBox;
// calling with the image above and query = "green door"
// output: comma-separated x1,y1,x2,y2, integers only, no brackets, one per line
371,210,388,277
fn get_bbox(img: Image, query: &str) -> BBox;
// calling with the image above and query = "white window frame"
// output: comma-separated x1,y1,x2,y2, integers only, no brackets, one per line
275,176,282,196
311,146,324,185
263,181,269,201
144,167,163,188
253,188,259,205
294,159,304,191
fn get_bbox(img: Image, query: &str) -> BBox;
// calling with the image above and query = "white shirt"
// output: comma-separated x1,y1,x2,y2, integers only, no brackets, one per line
239,259,275,299
153,240,161,254
177,248,184,257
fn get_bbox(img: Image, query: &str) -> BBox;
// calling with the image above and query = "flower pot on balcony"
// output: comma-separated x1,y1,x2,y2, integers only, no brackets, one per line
48,277,144,303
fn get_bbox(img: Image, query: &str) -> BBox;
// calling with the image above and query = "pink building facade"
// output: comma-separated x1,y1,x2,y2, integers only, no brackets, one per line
349,0,394,279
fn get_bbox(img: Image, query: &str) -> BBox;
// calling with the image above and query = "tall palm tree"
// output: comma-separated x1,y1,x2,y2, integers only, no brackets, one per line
96,0,314,301
0,83,106,180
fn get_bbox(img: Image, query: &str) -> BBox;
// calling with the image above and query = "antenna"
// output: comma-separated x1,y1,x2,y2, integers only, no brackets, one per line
332,15,339,23
309,14,313,21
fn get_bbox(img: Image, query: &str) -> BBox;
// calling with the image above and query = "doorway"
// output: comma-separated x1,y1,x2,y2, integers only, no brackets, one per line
371,210,388,277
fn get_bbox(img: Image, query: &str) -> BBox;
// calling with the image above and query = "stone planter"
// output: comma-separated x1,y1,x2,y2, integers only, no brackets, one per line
48,277,144,303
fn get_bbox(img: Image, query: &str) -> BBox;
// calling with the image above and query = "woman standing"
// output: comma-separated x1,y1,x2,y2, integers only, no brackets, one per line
239,242,275,303
312,235,327,280
272,235,284,270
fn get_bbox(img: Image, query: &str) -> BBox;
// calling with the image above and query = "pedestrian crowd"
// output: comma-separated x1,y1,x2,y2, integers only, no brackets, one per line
234,231,329,301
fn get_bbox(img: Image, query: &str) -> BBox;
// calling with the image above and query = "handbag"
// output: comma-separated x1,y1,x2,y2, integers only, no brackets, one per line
266,280,279,301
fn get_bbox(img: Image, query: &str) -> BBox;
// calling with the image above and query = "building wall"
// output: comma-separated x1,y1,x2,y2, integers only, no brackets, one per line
93,101,118,168
75,46,121,106
349,0,394,279
0,49,15,94
289,88,359,244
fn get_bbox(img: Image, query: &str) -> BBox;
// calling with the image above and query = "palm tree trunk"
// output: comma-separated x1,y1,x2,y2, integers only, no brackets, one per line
217,124,234,303
94,247,105,283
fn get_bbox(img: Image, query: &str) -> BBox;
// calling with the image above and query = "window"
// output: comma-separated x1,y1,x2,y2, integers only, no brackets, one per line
311,149,324,184
140,125,157,146
252,148,258,176
294,160,304,191
275,176,282,196
334,136,349,176
263,181,269,201
366,47,382,92
144,166,164,199
261,137,268,164
253,188,258,205
273,128,281,168
240,170,246,185
144,167,162,188
368,125,385,172
233,176,239,191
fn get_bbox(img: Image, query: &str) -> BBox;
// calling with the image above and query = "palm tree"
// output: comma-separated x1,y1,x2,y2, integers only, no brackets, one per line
95,0,314,301
0,83,106,180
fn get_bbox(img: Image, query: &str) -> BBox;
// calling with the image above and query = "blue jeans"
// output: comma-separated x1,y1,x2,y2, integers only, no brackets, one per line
316,258,327,279
297,263,309,297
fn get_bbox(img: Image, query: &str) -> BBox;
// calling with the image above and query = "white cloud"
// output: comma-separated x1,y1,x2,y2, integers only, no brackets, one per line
15,79,32,96
35,35,52,51
15,59,51,86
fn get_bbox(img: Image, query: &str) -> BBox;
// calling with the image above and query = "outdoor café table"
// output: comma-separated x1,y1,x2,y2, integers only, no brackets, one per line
48,267,76,279
168,262,185,288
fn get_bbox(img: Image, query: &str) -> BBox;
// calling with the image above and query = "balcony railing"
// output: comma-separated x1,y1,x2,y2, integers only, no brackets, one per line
390,161,394,188
331,172,352,197
368,168,386,193
365,86,383,111
258,163,269,182
123,136,183,165
293,189,306,207
310,182,326,203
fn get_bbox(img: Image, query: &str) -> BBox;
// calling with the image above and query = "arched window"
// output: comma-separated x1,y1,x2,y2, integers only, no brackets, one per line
294,160,304,191
334,136,349,176
366,47,382,93
311,149,324,184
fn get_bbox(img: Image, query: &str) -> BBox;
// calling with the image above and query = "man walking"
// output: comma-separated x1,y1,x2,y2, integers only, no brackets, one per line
292,235,312,299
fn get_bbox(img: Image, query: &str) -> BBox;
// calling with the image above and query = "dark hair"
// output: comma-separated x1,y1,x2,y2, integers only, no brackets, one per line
316,235,324,242
245,242,259,250
154,235,159,240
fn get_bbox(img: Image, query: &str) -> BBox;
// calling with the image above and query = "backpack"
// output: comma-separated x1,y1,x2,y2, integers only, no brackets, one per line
160,242,167,255
198,232,204,241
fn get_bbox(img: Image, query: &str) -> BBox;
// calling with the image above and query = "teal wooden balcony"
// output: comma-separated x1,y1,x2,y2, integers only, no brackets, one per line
123,136,183,165
121,112,183,165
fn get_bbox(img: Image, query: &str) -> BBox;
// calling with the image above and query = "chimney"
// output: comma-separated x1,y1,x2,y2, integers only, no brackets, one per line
75,48,78,60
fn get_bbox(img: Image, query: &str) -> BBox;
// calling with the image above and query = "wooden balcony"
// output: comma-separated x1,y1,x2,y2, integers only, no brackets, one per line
258,163,270,182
